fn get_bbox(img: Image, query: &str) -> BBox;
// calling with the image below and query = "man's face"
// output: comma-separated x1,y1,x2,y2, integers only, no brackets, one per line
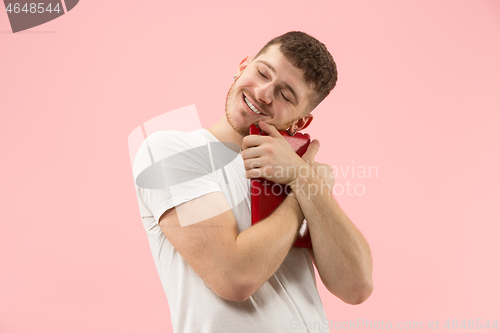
225,44,314,136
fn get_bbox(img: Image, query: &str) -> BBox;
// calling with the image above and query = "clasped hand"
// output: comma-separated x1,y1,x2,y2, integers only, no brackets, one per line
242,120,335,194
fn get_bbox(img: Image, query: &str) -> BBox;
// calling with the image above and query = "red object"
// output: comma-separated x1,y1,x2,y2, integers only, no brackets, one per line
249,124,313,248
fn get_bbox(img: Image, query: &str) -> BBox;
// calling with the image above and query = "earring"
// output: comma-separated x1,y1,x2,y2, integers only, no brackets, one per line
234,74,237,81
287,127,297,136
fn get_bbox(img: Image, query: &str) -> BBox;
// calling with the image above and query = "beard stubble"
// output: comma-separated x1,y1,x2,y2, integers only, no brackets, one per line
224,83,298,137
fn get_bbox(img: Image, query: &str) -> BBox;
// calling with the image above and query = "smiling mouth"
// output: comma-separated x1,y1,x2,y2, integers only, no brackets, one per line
243,94,266,116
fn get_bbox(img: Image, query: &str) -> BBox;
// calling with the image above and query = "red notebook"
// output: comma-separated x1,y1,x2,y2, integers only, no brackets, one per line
249,124,313,248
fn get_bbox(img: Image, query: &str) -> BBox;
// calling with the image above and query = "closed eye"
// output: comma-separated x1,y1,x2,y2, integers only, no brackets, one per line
258,69,291,102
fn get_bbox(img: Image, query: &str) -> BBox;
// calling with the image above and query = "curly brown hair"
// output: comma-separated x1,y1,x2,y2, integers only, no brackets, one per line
253,31,338,113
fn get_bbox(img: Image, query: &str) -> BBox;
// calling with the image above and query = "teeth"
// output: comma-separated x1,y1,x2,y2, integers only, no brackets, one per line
244,97,261,114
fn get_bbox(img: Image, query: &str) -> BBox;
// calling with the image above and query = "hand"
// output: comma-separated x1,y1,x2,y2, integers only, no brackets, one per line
300,139,335,195
242,120,307,185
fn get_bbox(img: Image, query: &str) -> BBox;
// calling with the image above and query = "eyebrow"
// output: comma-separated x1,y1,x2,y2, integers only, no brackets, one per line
256,60,299,104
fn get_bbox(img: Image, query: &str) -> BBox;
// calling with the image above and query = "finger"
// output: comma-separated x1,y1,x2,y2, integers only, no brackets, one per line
241,146,262,160
243,158,262,171
302,139,320,163
258,120,282,139
242,134,267,150
246,167,264,179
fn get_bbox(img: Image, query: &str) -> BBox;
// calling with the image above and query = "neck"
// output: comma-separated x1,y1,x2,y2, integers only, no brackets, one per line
208,116,245,149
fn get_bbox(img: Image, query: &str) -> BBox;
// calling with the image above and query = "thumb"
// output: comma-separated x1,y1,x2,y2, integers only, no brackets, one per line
258,120,282,138
302,139,320,163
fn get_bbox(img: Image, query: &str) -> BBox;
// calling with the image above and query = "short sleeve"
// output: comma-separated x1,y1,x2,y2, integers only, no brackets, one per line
133,130,222,224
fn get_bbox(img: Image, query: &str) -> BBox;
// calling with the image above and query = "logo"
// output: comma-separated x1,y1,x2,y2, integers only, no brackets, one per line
3,0,78,33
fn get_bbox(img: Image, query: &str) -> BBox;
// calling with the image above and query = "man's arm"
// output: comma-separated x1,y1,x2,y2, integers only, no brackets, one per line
243,120,373,305
158,191,304,302
289,163,373,305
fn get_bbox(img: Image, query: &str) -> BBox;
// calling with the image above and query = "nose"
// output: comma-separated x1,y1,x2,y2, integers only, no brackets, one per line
254,82,272,104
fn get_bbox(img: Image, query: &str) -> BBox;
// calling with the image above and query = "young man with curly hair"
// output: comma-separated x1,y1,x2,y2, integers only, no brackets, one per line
134,31,373,332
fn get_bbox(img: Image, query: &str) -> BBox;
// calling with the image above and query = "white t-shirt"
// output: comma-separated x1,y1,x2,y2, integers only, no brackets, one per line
133,129,329,333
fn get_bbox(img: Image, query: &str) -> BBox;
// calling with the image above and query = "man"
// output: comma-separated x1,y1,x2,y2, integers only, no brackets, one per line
133,31,373,332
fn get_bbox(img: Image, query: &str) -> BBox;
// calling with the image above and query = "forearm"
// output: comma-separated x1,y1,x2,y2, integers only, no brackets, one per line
232,193,304,298
159,190,304,303
290,165,373,304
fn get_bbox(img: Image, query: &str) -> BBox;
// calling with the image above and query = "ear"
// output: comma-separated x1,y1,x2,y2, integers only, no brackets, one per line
295,114,314,131
235,55,252,77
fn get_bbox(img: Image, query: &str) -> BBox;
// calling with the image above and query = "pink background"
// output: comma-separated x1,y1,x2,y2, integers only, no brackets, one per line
1,1,499,332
